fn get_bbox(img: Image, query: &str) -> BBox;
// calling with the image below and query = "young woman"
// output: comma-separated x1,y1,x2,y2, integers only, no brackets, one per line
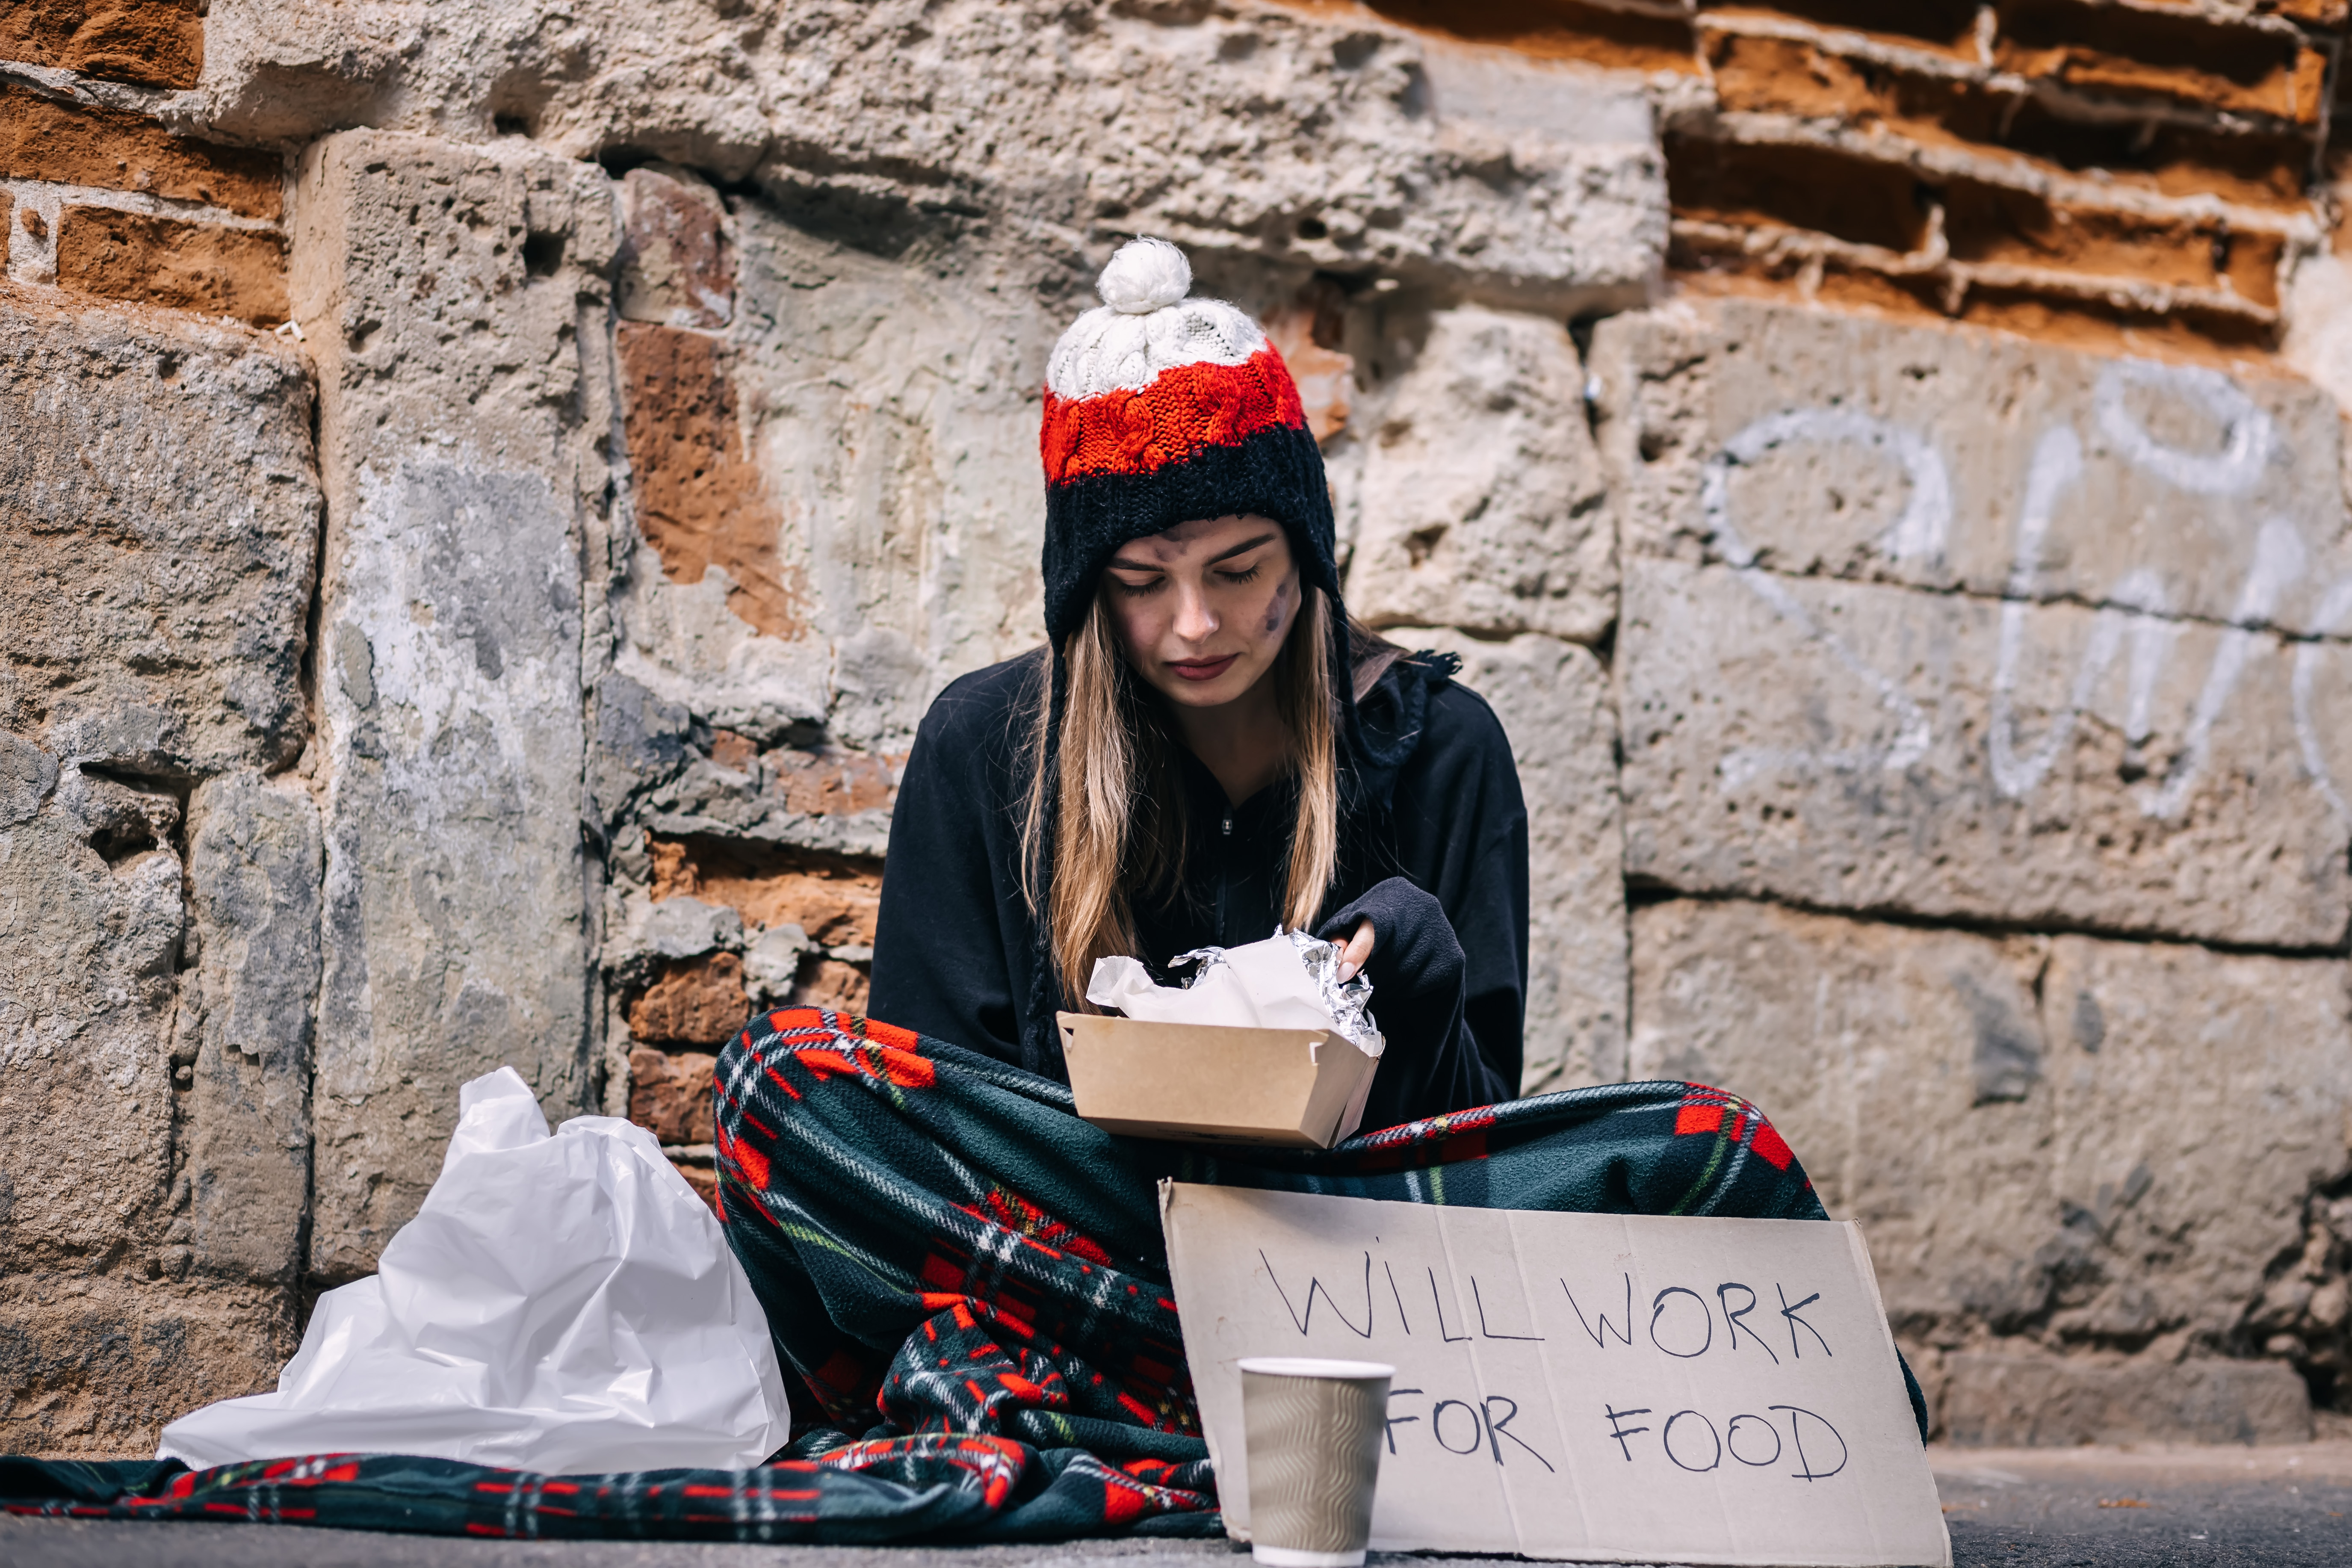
711,241,1918,1516
867,243,1525,1131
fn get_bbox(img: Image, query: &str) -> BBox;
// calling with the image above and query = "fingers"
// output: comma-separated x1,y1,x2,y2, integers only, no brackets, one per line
1335,917,1376,984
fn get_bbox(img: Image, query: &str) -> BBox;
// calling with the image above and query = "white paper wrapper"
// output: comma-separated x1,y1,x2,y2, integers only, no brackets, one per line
1086,929,1386,1060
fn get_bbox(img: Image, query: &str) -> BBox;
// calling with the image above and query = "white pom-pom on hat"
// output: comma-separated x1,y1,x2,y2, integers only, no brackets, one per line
1096,236,1192,314
1047,235,1264,399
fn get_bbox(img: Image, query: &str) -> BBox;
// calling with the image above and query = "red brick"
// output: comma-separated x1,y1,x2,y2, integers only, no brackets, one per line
628,1047,718,1144
1944,180,2285,307
626,954,750,1048
0,86,282,220
0,0,203,91
55,207,287,325
707,729,760,773
790,958,871,1017
648,837,883,948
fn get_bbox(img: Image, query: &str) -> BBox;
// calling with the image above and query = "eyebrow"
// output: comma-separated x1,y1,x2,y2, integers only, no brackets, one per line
1110,532,1279,572
1207,532,1279,564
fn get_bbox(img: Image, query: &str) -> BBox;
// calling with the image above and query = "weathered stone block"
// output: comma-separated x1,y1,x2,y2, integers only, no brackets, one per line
0,284,318,775
623,212,1050,752
1938,1350,2313,1447
0,284,317,1455
1394,631,1625,1090
0,763,181,1273
180,773,321,1289
195,3,1661,309
1340,308,1613,644
1631,899,2052,1339
2038,932,2352,1349
1620,556,2349,947
1592,297,2350,637
294,130,614,1281
0,1280,295,1456
1630,899,2352,1441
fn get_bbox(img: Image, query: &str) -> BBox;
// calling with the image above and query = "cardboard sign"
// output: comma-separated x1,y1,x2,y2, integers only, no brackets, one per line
1162,1183,1949,1568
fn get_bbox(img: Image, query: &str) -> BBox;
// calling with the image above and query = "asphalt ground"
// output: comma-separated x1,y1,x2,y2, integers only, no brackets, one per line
6,1444,2351,1566
1929,1443,2352,1566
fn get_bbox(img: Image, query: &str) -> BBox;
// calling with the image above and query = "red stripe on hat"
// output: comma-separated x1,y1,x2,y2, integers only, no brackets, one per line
1041,344,1307,485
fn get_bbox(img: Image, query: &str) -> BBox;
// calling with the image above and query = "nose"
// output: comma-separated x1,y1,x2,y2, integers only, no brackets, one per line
1172,579,1219,644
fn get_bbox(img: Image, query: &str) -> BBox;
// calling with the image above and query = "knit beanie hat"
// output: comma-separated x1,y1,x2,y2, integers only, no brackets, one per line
1038,237,1341,645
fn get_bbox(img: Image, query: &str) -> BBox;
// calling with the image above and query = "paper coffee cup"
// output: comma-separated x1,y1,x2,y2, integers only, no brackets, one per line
1239,1356,1394,1568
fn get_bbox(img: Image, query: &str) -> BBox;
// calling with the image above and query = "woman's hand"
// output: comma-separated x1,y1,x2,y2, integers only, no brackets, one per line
1334,917,1375,984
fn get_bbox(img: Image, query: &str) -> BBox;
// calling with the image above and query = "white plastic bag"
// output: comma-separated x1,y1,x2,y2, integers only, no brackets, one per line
158,1066,789,1474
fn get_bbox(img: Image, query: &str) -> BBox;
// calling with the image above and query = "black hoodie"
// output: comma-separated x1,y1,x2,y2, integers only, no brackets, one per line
868,649,1528,1131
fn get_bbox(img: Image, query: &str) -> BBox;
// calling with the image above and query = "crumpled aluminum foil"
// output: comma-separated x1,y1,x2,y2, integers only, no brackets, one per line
1167,927,1386,1057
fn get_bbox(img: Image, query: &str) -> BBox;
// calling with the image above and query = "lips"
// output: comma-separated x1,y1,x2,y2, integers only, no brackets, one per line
1168,654,1240,683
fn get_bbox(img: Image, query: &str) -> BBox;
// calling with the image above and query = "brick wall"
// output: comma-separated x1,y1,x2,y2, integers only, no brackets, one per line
2,4,289,324
1316,0,2349,355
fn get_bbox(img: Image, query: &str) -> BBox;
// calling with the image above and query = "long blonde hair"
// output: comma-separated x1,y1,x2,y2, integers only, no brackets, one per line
1021,585,1368,1011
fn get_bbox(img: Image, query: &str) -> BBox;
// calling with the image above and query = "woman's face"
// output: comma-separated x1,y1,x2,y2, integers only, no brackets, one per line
1101,514,1300,710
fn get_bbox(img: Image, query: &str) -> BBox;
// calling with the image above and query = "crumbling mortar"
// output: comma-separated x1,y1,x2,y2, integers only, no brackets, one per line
1694,109,2323,240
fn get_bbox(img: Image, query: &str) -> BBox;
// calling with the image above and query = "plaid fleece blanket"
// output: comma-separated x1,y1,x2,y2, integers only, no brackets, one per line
3,1007,1916,1542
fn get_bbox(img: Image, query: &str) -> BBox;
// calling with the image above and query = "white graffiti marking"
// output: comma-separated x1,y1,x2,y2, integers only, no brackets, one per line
2138,515,2303,819
2093,359,2277,497
2293,579,2352,825
1712,408,1954,567
1708,359,2323,821
1703,409,1947,784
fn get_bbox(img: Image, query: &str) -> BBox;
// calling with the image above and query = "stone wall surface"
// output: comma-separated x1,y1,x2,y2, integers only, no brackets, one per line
191,0,1664,312
5,0,2352,1455
1631,898,2352,1442
289,130,616,1283
1338,305,1614,643
1395,630,1625,1093
0,290,320,1449
1597,297,2352,949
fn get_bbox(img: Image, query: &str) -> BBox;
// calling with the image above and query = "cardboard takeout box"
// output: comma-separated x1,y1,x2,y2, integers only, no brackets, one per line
1057,1011,1378,1149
